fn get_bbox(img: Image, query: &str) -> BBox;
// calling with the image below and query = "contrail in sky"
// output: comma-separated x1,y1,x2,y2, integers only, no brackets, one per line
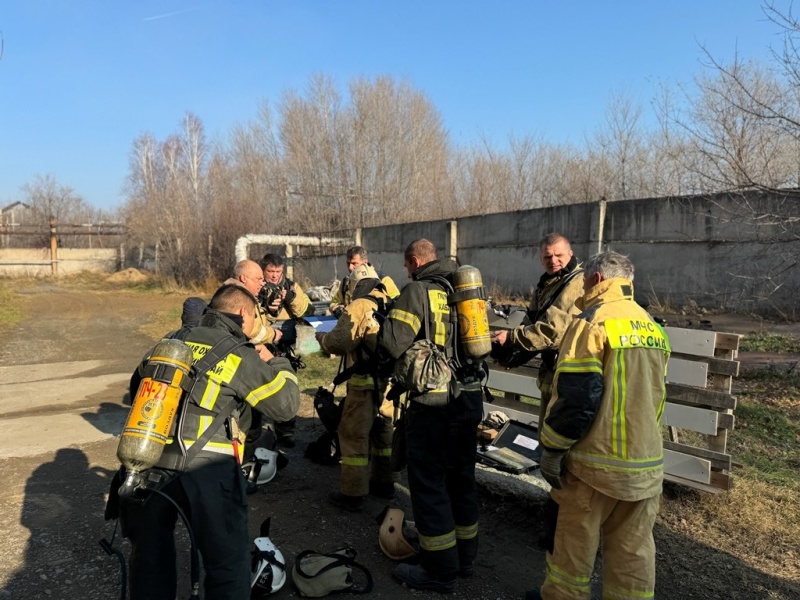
143,8,198,22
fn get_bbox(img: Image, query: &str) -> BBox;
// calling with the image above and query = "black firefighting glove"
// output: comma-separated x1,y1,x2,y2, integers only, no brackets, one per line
283,279,297,305
540,449,567,490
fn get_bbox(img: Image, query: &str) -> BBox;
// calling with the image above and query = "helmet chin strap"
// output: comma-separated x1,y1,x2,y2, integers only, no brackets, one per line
251,517,287,595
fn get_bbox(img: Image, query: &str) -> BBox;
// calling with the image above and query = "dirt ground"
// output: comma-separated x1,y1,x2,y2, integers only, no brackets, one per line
0,281,798,600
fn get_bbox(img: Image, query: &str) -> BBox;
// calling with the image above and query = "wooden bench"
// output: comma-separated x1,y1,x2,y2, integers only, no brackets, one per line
485,326,741,493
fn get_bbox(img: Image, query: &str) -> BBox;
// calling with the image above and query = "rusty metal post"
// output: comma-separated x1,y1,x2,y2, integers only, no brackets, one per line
49,216,58,276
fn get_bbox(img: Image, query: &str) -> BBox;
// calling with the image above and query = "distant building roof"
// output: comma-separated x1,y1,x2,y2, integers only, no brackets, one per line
1,201,32,213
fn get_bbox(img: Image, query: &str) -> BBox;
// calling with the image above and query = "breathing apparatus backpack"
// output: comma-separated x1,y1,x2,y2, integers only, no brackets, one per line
103,333,249,600
392,264,492,401
115,334,246,500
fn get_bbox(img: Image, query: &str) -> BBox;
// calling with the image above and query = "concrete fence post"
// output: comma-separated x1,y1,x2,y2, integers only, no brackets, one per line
596,197,607,254
447,220,458,262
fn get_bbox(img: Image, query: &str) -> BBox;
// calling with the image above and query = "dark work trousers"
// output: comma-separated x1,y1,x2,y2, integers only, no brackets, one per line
119,457,250,600
405,387,483,578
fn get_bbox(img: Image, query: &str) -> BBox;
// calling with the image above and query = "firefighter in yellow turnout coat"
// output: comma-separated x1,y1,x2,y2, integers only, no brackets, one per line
533,252,670,600
316,264,395,510
329,245,400,315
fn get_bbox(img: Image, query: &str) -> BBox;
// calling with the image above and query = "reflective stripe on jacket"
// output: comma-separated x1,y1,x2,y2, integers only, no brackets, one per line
540,278,670,501
137,309,300,464
379,259,456,401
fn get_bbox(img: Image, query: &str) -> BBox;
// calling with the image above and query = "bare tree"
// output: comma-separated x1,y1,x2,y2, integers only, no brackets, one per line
225,100,288,234
18,174,106,247
649,3,800,315
123,113,214,284
21,174,93,224
588,92,651,200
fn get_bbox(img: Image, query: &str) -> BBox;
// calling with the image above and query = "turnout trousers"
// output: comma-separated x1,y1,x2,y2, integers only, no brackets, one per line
541,472,660,600
537,364,559,553
119,457,251,600
338,385,393,497
405,386,483,578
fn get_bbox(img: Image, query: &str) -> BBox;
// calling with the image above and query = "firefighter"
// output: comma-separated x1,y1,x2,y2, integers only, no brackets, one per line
490,233,584,551
378,239,482,594
258,253,315,447
118,284,300,600
329,245,400,315
315,263,395,511
490,233,584,432
260,253,314,321
223,259,283,351
529,251,670,600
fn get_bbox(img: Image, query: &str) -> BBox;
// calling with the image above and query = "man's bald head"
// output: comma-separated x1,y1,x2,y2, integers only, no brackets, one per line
233,260,265,296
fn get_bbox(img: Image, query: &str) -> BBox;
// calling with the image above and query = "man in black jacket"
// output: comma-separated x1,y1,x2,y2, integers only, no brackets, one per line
119,284,300,600
379,239,482,594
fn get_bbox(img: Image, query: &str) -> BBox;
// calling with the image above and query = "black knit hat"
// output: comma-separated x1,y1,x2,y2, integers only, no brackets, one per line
181,297,207,328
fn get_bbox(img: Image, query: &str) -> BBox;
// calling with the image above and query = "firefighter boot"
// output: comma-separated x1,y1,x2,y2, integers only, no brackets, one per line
328,491,365,513
393,564,456,594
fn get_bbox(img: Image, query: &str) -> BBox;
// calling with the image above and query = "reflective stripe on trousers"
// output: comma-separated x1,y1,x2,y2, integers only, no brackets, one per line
338,386,393,496
541,472,659,600
405,387,482,577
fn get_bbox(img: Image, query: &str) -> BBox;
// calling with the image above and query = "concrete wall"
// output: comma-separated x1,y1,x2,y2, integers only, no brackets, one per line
0,248,118,277
291,191,800,317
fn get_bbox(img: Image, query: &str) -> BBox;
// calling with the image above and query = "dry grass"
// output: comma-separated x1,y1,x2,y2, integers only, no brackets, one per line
660,365,800,585
138,305,185,341
662,480,800,582
0,280,26,332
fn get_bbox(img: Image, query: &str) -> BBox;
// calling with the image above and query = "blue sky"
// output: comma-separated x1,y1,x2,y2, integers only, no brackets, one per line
0,1,783,212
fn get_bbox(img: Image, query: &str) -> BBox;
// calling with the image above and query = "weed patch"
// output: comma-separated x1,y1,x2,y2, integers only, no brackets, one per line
0,281,26,331
740,332,800,353
297,351,341,396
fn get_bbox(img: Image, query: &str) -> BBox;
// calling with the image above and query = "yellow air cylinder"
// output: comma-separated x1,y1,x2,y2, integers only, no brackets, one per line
116,338,193,496
452,265,491,359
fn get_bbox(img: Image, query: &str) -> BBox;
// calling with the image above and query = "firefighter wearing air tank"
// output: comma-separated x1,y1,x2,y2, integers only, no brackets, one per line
531,251,670,600
117,284,301,600
378,239,488,594
316,263,395,511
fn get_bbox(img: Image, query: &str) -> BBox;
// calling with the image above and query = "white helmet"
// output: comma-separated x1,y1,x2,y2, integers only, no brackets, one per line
250,518,287,597
243,447,280,487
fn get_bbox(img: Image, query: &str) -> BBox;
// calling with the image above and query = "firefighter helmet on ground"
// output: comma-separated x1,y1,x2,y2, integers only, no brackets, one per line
377,506,418,561
250,518,287,597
